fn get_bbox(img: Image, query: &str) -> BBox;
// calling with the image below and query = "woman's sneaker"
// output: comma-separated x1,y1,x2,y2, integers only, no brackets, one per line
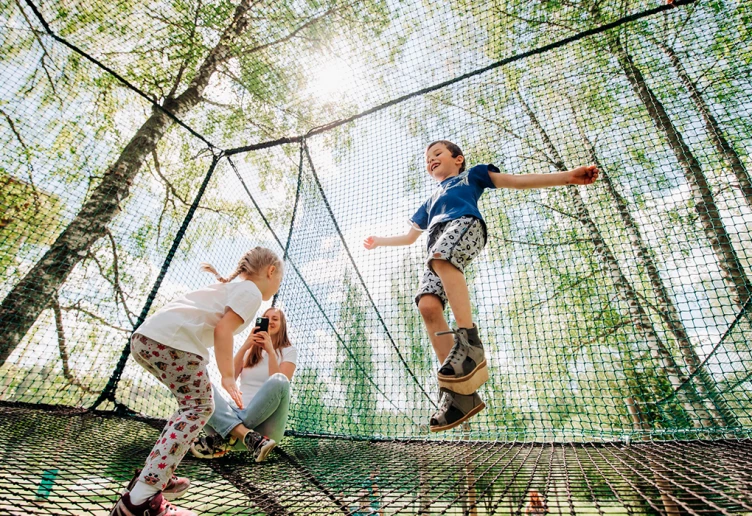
429,388,486,432
436,325,488,395
110,492,196,516
125,469,190,501
243,431,276,462
190,434,233,459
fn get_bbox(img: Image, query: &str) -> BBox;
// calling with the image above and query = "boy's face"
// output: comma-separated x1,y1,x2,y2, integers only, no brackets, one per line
425,143,464,181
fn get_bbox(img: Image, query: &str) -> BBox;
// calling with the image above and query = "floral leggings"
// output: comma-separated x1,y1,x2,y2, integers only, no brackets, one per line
131,334,214,490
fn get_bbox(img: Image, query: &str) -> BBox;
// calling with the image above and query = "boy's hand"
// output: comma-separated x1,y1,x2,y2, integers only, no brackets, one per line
363,236,380,250
568,165,599,185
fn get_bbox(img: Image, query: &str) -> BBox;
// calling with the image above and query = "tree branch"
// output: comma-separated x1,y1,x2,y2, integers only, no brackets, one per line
503,237,593,247
149,148,223,214
237,6,338,55
61,302,131,333
51,297,99,394
167,0,203,99
531,200,582,222
510,272,596,316
104,228,136,327
0,108,40,205
13,0,58,96
578,318,637,351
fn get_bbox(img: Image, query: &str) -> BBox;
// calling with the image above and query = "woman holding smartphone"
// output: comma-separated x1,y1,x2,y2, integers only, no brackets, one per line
190,307,297,462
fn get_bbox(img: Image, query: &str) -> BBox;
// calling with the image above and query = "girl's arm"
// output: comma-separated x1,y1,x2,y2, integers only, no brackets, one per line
364,227,422,250
490,165,598,189
214,309,245,409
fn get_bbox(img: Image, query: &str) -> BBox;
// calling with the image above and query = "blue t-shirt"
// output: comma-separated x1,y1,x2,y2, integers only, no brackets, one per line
410,164,499,233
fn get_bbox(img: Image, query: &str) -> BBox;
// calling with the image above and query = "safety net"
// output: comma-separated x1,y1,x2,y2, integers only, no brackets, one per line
1,0,751,512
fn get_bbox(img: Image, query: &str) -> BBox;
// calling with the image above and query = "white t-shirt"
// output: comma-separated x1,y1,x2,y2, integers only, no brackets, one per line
135,281,262,357
239,345,298,407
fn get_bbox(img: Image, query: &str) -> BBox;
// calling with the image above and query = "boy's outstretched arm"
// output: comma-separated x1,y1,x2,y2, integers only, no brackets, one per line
490,165,599,189
364,227,422,250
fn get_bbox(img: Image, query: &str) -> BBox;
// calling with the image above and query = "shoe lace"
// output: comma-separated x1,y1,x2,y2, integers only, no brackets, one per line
438,391,453,412
437,329,465,366
245,431,262,449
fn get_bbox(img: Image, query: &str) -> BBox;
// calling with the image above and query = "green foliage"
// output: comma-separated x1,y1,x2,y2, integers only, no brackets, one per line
335,271,377,432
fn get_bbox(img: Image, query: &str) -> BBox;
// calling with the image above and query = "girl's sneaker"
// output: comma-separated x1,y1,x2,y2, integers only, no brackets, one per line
190,434,233,459
429,388,486,432
243,431,276,462
436,325,488,395
125,469,190,501
110,491,196,516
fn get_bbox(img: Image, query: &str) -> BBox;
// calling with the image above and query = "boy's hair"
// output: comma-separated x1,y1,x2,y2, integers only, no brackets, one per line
244,307,292,368
200,247,282,284
426,140,466,173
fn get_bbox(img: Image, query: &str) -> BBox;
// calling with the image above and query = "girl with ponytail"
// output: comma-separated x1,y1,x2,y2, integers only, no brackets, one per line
111,247,283,516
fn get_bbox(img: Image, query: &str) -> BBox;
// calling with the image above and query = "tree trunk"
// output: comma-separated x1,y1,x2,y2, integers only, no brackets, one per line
575,119,734,427
0,0,257,365
660,41,752,208
611,36,752,314
518,93,708,427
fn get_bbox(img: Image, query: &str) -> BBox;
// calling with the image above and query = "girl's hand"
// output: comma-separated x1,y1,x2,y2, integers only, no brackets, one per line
568,165,599,185
363,236,380,250
251,331,274,353
221,376,244,409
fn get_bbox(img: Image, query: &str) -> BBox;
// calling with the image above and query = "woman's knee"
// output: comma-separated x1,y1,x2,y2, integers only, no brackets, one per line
270,373,291,394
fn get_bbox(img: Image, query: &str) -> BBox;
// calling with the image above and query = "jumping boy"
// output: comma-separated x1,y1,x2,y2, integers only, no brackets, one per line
364,140,598,431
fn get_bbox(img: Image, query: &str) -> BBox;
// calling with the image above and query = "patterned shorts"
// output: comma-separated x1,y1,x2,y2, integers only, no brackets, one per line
415,216,486,307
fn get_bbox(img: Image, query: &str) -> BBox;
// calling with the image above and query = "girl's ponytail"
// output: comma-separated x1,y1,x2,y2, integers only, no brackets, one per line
199,262,230,283
201,247,282,283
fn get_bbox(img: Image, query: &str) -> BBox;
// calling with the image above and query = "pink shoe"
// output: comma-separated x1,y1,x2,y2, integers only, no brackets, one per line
110,491,196,516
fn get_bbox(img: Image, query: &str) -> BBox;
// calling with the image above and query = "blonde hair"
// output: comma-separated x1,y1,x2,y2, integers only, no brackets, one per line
200,247,282,283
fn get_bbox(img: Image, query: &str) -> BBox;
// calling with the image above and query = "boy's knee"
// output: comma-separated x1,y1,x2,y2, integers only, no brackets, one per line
431,258,458,274
418,295,444,320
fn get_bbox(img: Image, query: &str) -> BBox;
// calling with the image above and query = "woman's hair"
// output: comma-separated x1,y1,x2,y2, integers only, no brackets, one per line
200,247,282,284
426,140,466,173
245,307,291,368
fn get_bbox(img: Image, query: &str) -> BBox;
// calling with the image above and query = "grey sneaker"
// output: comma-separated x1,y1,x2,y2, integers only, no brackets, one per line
437,325,488,394
243,431,276,462
190,434,233,459
429,388,486,432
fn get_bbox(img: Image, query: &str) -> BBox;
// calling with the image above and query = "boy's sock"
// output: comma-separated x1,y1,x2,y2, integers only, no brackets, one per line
129,481,160,505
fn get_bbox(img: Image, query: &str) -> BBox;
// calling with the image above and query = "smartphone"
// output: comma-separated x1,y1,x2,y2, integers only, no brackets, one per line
255,316,269,333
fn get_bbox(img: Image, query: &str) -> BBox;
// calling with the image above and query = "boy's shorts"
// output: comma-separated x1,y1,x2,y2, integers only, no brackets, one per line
415,216,486,307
